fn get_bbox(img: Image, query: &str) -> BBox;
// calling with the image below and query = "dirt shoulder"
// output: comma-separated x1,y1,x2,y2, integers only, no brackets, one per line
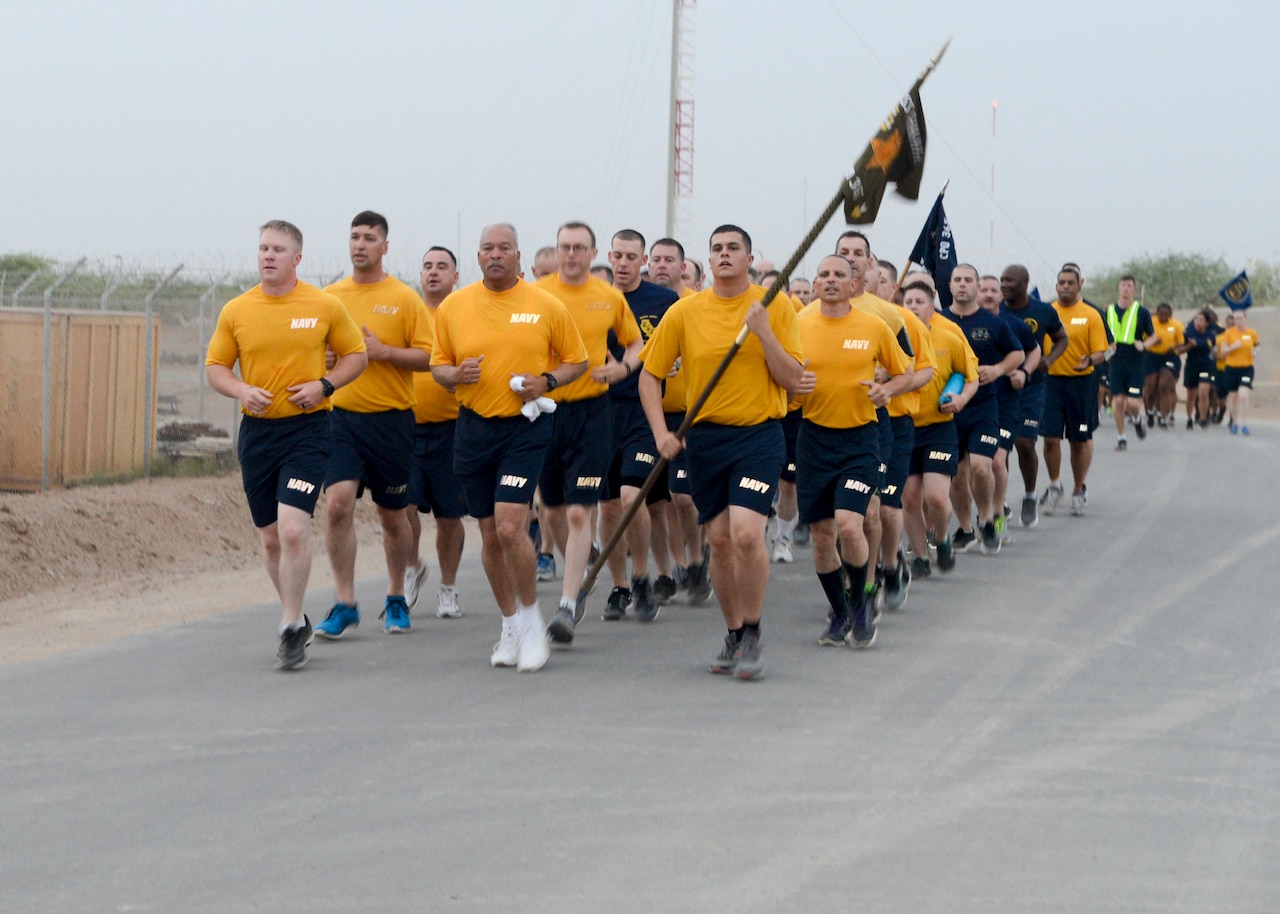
0,473,440,666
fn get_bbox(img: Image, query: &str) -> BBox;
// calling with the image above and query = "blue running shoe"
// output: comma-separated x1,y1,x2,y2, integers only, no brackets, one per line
382,595,410,634
536,553,557,582
315,602,359,639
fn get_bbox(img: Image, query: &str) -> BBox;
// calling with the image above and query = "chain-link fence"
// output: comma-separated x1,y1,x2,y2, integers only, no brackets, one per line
0,257,423,490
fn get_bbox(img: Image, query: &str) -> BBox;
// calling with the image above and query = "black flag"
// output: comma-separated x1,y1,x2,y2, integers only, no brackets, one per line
908,191,957,307
841,88,928,225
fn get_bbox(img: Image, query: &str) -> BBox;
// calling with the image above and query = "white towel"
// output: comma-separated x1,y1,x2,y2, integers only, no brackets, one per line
509,376,558,422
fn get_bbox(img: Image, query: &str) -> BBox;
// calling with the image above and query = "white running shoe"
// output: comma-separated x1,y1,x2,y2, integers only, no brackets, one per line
404,561,429,611
770,536,794,564
517,613,550,673
490,627,519,667
436,586,462,619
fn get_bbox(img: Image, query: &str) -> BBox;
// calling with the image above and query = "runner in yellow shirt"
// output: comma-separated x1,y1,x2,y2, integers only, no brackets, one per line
1218,308,1261,434
205,220,367,669
1143,302,1186,429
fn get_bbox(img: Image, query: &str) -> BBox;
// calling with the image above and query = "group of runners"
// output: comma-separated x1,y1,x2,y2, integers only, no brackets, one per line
206,212,1261,677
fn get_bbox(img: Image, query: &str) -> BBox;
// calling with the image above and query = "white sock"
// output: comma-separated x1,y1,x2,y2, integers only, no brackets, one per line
517,601,542,632
776,514,798,541
501,614,519,636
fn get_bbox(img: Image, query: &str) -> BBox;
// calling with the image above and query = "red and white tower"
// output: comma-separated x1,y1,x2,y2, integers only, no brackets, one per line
666,0,696,242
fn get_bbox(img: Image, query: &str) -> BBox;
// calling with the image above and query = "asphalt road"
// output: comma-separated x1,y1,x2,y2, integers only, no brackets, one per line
3,420,1277,913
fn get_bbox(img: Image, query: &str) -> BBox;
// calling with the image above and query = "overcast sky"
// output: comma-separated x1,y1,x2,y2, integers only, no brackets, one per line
5,0,1277,292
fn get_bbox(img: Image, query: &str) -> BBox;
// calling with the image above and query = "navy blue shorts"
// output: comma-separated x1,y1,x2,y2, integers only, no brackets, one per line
685,420,785,525
796,420,880,523
780,408,802,484
1109,353,1145,398
1223,365,1253,391
665,412,691,496
879,415,914,509
1145,351,1180,376
872,406,892,491
1016,383,1045,440
908,421,959,477
1183,359,1214,389
409,420,469,519
325,408,414,509
996,393,1019,453
539,396,612,507
1043,375,1099,442
953,397,1001,459
238,411,330,528
454,406,552,518
604,398,664,501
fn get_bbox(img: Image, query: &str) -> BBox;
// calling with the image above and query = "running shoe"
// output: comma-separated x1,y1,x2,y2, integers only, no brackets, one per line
1134,416,1146,440
381,595,410,634
980,520,1001,555
276,615,313,670
632,576,659,622
602,586,631,621
936,536,955,572
490,627,519,667
1042,482,1065,515
404,561,429,611
734,630,765,680
654,574,678,604
709,634,739,675
819,614,852,646
994,514,1012,544
547,602,576,644
1230,423,1238,435
436,586,462,619
1070,492,1085,516
1020,495,1039,528
1242,425,1251,436
770,535,794,564
850,620,877,649
882,564,903,611
1147,412,1156,427
1115,438,1127,451
516,613,550,673
536,553,557,581
315,602,359,639
1186,418,1194,430
686,562,712,605
911,555,932,578
1157,414,1167,429
953,527,978,553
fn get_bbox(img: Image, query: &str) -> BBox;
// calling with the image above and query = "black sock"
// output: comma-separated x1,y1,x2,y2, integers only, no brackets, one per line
817,569,848,618
743,621,760,637
843,561,868,611
729,625,745,643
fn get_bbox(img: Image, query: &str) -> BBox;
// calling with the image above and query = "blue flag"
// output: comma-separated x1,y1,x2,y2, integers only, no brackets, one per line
908,192,957,307
1028,286,1042,305
1218,270,1252,311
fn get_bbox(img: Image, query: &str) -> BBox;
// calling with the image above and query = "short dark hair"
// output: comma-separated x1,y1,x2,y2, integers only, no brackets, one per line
760,270,781,285
650,237,685,261
351,210,389,237
877,259,897,277
424,246,457,268
836,230,870,256
612,228,646,249
558,221,596,247
1120,274,1137,284
1157,301,1173,312
902,280,934,298
709,224,752,253
952,263,979,281
1058,266,1081,282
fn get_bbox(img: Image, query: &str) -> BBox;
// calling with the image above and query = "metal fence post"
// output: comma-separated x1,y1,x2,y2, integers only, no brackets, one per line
12,270,43,309
197,274,228,422
41,258,87,490
143,265,183,478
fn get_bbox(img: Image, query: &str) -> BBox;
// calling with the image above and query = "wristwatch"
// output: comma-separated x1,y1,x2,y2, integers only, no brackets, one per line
319,377,335,398
541,371,558,391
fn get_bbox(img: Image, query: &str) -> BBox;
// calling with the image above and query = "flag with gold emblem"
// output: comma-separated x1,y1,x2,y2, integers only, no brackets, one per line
908,191,957,306
841,88,928,225
1218,270,1252,311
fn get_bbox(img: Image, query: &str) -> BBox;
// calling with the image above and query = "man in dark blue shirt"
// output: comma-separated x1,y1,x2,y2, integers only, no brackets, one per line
947,264,1024,554
1000,264,1067,528
596,228,680,623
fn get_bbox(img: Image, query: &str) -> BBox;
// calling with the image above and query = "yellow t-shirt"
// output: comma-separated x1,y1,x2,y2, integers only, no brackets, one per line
205,281,365,420
796,305,910,428
1219,326,1260,368
323,275,429,413
1048,301,1108,377
1146,317,1185,355
536,274,641,403
851,292,907,338
914,318,978,428
889,306,934,418
640,283,803,426
430,280,588,419
412,300,460,424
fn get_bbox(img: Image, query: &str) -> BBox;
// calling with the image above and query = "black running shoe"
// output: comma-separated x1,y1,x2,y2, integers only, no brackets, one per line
547,604,575,644
936,537,955,572
654,574,677,604
602,586,631,621
687,562,712,605
953,527,978,552
911,556,932,578
980,520,1001,555
819,615,852,646
632,576,659,622
276,615,313,671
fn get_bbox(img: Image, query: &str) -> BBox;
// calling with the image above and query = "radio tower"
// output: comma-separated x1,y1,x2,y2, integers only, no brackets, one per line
666,0,696,242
